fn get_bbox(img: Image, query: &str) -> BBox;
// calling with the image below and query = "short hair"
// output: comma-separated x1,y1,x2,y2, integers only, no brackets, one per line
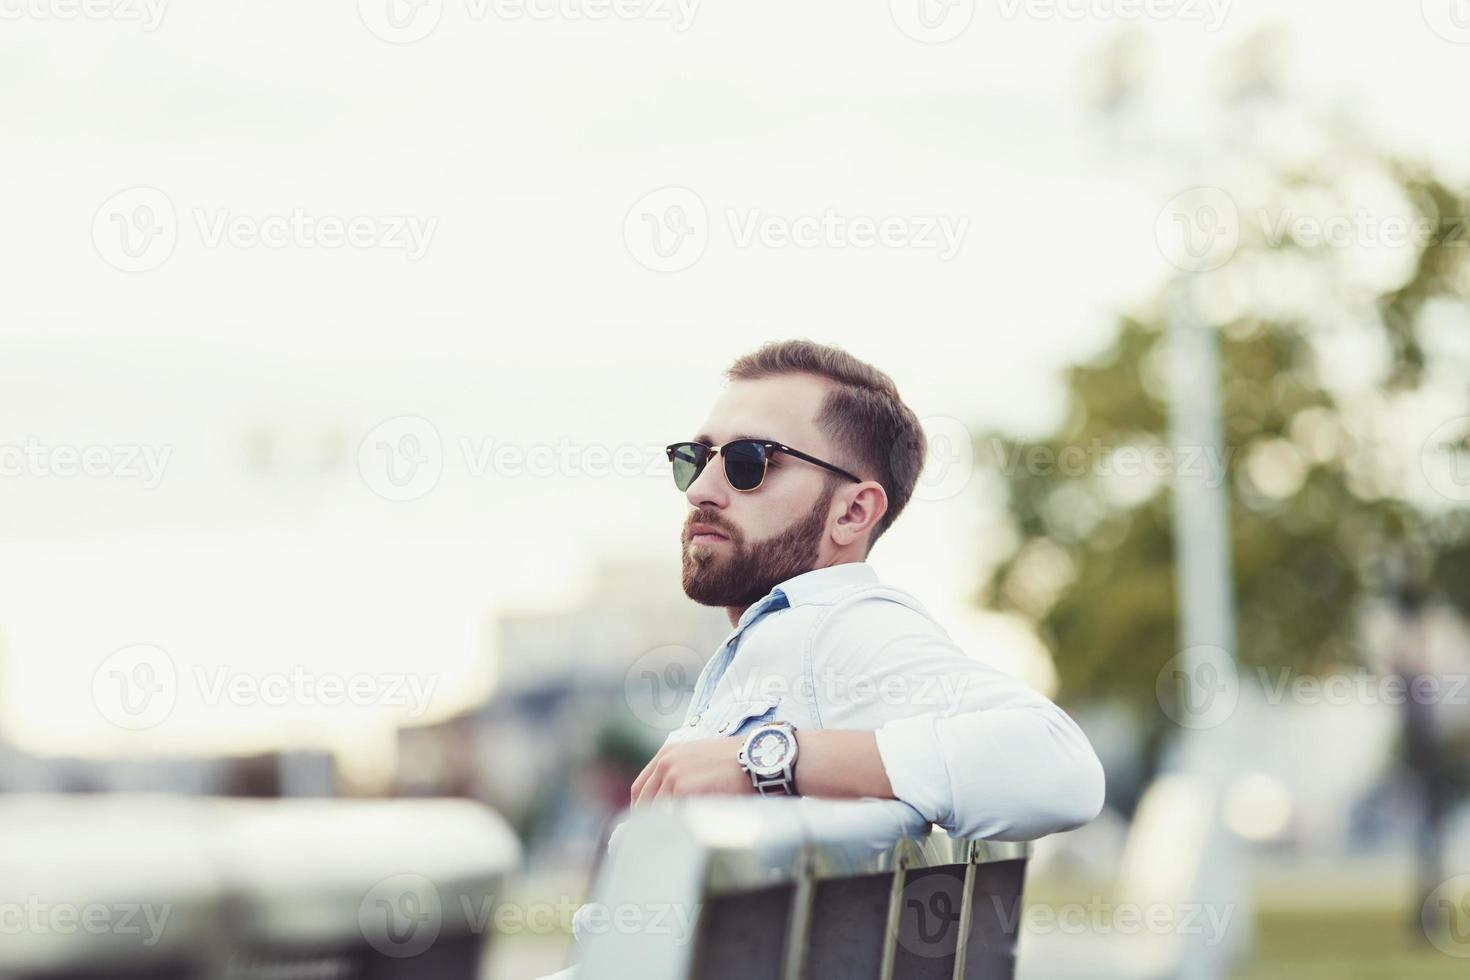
724,339,927,551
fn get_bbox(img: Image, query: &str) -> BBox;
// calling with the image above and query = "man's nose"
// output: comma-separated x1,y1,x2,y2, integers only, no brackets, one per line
685,455,728,510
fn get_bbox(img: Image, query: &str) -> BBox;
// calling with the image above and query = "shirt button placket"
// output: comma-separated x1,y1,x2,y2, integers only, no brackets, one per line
687,604,768,732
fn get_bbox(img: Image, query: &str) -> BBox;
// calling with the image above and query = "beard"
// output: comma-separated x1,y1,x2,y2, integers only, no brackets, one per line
681,480,839,608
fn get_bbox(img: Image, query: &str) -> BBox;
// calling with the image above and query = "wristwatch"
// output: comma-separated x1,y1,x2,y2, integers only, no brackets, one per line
737,721,800,796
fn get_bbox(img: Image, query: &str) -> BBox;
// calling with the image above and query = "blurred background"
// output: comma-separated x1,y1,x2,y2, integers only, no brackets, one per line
3,1,1470,977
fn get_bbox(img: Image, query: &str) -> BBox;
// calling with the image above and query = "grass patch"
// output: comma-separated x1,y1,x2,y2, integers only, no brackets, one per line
1235,905,1464,979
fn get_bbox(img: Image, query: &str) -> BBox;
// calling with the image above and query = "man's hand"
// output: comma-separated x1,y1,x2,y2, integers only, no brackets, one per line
630,737,752,806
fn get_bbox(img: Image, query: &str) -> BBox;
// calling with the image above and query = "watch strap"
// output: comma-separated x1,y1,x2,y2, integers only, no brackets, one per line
751,768,796,796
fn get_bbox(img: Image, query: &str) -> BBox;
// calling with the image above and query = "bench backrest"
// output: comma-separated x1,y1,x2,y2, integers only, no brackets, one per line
579,798,1031,980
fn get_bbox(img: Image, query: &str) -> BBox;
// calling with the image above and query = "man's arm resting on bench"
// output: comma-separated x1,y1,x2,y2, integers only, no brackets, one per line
632,599,1106,840
630,728,893,803
631,714,1102,842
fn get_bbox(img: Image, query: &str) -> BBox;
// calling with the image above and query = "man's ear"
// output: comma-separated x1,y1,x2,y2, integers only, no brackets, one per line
831,481,888,549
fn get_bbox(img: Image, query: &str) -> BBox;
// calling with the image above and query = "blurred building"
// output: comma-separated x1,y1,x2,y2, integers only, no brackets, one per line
0,739,335,797
393,556,729,865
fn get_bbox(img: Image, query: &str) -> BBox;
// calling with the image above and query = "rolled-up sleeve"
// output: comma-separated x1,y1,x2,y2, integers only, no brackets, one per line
816,597,1105,841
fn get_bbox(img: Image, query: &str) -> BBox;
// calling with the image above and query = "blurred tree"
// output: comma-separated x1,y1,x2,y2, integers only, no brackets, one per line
981,26,1470,942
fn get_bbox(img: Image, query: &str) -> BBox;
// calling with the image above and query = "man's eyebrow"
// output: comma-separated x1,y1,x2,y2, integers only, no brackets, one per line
692,433,776,445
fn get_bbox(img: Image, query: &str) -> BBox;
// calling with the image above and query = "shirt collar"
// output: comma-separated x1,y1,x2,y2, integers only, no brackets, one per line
771,561,879,608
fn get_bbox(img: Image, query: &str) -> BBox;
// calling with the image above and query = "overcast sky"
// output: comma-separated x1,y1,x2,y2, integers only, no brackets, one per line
2,0,1468,761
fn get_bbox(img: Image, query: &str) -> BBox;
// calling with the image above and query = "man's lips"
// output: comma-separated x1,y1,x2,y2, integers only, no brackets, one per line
688,522,729,544
690,533,728,544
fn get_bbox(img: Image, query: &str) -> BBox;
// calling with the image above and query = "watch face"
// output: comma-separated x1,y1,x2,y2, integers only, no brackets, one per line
748,729,791,773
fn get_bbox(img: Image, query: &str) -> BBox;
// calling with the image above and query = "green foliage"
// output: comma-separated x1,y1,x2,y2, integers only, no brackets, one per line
978,159,1470,786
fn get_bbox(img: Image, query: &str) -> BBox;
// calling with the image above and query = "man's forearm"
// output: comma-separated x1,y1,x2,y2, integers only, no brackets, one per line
636,712,1103,841
799,708,1105,841
630,729,897,804
792,729,895,800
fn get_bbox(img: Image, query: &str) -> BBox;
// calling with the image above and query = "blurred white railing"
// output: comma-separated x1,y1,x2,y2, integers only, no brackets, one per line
0,794,521,980
577,798,1032,980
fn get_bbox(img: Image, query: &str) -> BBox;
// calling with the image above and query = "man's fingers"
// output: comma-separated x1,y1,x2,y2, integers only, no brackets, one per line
630,762,652,803
633,767,663,806
632,749,671,806
630,746,666,802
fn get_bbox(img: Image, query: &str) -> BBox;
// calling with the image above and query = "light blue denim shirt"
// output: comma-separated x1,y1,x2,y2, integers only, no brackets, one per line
663,560,1105,842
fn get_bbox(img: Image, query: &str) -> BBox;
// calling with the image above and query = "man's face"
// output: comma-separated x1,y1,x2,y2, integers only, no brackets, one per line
679,373,848,608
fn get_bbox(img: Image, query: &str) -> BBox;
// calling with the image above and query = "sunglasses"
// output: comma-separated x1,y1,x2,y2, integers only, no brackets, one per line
665,439,863,493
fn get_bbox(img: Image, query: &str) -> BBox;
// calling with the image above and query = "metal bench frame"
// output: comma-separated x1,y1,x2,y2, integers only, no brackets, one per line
579,798,1032,980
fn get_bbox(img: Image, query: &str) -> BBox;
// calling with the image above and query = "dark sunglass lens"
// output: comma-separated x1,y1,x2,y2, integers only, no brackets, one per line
669,444,705,491
723,441,768,490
